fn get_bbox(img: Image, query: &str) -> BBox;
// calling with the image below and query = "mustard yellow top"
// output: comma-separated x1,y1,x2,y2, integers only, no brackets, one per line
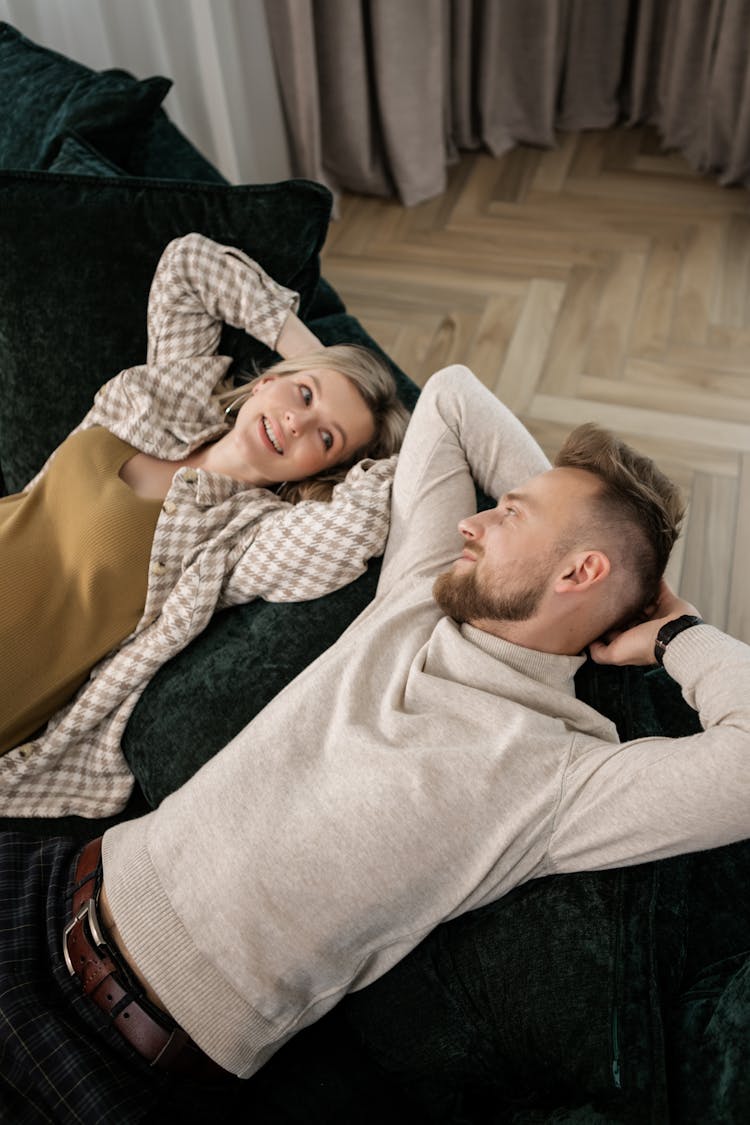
0,427,162,754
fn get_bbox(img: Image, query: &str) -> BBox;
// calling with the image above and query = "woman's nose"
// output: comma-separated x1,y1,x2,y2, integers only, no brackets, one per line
284,409,307,436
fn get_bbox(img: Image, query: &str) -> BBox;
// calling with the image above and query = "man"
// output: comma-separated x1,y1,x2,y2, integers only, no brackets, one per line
3,366,749,1120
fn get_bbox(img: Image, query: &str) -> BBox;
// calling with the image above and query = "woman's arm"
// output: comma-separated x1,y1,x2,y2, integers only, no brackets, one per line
275,312,324,358
21,237,307,491
221,457,396,606
378,365,550,597
146,232,302,365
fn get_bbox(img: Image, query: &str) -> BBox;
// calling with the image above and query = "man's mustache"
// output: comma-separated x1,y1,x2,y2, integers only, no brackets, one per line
457,542,483,562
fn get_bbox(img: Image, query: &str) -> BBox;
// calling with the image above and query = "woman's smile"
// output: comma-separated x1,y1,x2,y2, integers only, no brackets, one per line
259,415,284,455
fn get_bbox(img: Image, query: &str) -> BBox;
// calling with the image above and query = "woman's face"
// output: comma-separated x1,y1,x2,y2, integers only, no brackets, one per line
230,369,375,484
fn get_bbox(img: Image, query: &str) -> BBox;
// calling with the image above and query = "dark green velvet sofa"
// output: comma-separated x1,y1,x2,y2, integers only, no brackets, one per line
1,23,748,1124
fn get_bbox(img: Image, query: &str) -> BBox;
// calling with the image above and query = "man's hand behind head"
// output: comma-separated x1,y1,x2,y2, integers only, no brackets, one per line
589,580,701,667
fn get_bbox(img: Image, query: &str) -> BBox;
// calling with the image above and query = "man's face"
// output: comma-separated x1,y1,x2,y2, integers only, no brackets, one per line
433,467,601,628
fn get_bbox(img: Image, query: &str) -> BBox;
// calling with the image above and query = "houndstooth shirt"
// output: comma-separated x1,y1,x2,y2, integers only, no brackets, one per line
2,233,396,818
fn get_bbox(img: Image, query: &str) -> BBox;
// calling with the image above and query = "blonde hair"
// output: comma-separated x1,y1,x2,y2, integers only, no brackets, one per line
216,344,409,503
555,423,685,613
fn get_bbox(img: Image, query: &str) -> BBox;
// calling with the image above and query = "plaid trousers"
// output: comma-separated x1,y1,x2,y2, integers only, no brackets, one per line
0,833,400,1125
0,833,234,1125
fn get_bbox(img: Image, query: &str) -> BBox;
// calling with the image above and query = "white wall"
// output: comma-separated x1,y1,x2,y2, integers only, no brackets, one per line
0,0,292,183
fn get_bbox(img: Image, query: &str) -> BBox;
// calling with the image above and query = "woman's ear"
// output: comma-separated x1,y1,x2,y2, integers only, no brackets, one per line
554,550,610,593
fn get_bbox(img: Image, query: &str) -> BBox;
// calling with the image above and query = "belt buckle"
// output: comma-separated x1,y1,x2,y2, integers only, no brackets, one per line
63,895,107,976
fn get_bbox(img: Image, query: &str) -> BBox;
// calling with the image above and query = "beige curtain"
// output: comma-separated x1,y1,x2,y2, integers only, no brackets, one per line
264,0,750,205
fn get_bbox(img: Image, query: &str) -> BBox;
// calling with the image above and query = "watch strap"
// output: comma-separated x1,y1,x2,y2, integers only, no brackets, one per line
654,614,704,665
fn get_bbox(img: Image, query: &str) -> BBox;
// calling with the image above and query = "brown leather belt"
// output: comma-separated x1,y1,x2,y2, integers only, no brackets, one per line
63,837,232,1082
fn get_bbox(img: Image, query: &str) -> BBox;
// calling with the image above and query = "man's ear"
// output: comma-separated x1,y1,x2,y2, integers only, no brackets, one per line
554,551,611,594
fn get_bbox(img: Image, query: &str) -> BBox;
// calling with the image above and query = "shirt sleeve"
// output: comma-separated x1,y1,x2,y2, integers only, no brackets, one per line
378,365,550,596
146,232,300,365
220,456,397,605
549,625,750,873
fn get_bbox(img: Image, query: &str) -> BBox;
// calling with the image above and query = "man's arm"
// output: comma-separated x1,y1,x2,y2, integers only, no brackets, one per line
588,579,701,667
378,365,550,596
551,606,750,873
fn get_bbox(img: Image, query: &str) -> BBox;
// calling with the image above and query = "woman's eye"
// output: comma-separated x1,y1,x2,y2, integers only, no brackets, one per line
300,385,313,405
322,431,333,451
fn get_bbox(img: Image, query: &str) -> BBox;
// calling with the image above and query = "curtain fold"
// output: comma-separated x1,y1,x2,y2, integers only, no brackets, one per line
704,0,750,183
264,0,750,205
557,0,633,131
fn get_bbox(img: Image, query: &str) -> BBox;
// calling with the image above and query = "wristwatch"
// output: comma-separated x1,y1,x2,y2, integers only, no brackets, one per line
654,614,704,665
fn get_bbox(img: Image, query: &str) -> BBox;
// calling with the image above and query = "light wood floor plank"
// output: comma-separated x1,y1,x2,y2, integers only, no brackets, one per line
529,394,750,454
538,266,607,395
579,369,750,426
585,251,645,379
530,132,578,193
713,213,750,328
494,281,564,411
630,238,682,356
673,223,724,346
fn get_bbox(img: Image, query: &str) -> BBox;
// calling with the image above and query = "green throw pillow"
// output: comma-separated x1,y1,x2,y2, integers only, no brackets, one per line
48,131,126,177
117,107,228,184
0,169,332,492
0,22,170,170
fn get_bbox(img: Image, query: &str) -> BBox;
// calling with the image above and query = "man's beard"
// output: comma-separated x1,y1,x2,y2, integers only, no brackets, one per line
432,555,551,625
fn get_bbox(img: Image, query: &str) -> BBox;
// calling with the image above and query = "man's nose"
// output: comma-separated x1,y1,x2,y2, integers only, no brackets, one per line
458,512,487,540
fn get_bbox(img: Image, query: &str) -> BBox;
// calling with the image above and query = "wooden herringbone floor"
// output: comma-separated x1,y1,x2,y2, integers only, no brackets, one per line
322,127,750,643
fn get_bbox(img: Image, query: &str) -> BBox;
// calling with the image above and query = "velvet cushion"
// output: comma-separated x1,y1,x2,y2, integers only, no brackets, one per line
48,132,126,176
116,107,228,184
0,169,332,493
0,22,170,171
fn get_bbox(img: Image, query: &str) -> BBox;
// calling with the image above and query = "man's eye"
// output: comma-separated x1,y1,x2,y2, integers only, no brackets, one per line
300,385,313,405
322,431,333,451
505,506,517,516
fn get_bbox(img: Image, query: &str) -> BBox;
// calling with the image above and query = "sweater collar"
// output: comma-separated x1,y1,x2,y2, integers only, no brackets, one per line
460,623,586,695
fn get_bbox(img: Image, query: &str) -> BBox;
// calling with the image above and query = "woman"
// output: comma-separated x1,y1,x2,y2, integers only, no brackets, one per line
0,232,409,818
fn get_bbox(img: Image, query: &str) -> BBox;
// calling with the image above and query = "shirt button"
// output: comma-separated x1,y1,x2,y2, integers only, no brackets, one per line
183,468,198,483
17,746,31,759
151,561,168,577
162,500,177,515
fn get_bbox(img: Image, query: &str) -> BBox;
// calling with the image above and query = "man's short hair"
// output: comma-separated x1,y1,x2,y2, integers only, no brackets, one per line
555,423,685,614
